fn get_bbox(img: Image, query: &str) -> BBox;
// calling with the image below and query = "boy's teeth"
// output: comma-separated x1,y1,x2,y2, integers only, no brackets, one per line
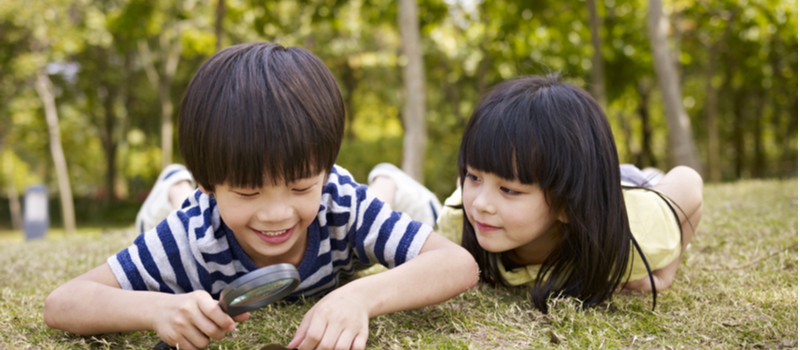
259,229,288,236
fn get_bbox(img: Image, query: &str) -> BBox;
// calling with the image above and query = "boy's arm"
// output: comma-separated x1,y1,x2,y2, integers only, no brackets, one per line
288,232,478,350
44,263,246,350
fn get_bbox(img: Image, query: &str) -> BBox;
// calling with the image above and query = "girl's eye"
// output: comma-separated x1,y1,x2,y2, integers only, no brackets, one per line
236,192,257,197
501,187,521,195
465,173,479,182
293,186,314,193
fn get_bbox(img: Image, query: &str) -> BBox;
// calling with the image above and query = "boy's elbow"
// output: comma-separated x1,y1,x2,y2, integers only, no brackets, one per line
43,286,80,332
43,290,63,329
452,246,479,290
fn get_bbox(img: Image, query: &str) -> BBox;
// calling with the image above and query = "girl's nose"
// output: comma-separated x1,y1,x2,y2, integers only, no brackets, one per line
472,189,496,215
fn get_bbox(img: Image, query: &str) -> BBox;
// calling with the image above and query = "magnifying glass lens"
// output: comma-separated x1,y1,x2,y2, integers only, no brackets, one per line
230,278,294,306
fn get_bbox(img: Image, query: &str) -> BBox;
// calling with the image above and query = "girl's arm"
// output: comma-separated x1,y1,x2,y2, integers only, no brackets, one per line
622,166,703,292
44,263,248,350
288,233,478,350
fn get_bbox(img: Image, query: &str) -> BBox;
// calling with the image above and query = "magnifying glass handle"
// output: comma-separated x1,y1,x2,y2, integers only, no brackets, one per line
153,341,174,350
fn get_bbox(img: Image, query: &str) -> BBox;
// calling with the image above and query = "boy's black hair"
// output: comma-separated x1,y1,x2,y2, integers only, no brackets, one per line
458,74,639,313
179,42,345,191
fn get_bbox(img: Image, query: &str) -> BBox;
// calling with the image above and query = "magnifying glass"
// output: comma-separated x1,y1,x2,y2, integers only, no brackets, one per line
154,263,300,350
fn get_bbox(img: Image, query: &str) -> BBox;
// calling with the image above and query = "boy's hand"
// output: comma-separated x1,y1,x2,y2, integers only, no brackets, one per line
287,289,369,350
153,290,250,350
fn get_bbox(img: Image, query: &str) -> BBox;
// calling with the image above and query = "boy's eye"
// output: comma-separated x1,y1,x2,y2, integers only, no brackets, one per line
465,173,479,182
293,186,314,193
235,192,258,197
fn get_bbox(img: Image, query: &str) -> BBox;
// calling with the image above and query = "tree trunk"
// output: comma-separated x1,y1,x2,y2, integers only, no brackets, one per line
670,10,682,80
93,45,120,203
102,85,118,203
139,29,182,169
34,72,76,235
618,112,636,165
751,93,765,178
341,61,359,140
769,37,797,177
398,0,427,183
0,74,22,231
647,0,702,172
439,60,464,125
3,148,23,231
159,80,174,169
587,0,606,107
215,0,225,52
733,88,745,179
782,104,798,175
703,10,735,182
705,56,721,182
474,4,492,95
475,50,491,96
637,80,657,168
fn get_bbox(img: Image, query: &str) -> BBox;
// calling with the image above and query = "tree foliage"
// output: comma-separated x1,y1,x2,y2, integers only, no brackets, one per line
0,0,796,228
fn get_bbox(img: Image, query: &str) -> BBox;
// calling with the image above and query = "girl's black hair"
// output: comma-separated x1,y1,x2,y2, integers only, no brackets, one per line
458,74,644,313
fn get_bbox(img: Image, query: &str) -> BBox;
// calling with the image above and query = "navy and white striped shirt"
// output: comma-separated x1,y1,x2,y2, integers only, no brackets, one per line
108,165,432,300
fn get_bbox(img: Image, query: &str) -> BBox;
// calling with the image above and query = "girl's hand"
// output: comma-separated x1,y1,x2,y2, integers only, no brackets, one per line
287,289,370,350
153,290,250,350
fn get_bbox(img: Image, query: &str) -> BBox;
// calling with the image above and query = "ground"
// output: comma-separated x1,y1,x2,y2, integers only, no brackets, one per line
0,178,796,349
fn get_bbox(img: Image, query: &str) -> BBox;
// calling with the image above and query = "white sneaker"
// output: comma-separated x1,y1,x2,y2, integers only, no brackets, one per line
135,164,195,234
641,167,665,187
368,163,442,228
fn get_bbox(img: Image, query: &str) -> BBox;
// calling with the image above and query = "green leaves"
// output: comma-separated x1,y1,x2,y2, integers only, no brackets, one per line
0,0,795,205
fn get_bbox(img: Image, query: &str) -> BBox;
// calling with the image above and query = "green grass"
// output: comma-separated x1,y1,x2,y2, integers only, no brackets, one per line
0,179,796,349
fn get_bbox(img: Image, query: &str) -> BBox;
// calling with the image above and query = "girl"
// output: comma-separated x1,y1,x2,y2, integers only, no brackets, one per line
369,75,703,312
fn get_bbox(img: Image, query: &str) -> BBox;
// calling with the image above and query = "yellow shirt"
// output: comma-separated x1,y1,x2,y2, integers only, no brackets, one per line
436,184,682,286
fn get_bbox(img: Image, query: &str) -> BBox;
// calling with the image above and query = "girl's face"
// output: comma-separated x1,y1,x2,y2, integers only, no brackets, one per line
462,166,564,263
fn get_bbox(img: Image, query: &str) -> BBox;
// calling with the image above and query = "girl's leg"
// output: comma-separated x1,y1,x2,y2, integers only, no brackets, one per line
367,163,442,228
622,166,703,292
654,166,704,254
369,176,396,210
168,181,195,209
134,164,195,234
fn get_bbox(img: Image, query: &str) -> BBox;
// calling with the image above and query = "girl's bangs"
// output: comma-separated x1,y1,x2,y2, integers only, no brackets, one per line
461,98,540,185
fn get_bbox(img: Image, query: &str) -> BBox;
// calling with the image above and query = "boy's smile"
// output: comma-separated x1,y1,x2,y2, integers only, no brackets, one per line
254,226,295,244
202,171,328,268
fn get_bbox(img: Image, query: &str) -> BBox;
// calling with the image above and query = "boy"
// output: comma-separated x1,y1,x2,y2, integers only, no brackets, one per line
44,42,478,350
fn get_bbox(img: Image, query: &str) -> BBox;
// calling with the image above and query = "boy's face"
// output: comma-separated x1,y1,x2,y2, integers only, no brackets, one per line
201,171,327,268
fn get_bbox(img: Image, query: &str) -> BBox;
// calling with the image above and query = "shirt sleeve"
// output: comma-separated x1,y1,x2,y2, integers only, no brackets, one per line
436,187,464,245
107,209,205,294
331,165,433,269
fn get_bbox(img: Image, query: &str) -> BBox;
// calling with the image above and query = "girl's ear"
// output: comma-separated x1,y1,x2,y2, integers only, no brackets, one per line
557,211,569,224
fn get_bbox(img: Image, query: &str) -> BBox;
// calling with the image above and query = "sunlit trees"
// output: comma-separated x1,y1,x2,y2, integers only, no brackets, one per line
0,0,796,229
398,0,427,183
647,0,702,171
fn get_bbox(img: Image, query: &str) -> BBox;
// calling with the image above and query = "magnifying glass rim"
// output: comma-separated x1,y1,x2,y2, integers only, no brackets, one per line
219,263,300,317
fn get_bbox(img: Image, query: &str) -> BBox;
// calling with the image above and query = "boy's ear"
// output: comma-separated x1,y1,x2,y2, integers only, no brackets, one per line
197,184,212,194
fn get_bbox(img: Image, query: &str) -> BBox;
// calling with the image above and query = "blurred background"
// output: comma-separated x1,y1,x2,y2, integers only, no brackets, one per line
0,0,796,233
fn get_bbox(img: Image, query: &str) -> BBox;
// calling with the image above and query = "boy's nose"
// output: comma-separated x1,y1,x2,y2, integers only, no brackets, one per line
256,202,293,223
